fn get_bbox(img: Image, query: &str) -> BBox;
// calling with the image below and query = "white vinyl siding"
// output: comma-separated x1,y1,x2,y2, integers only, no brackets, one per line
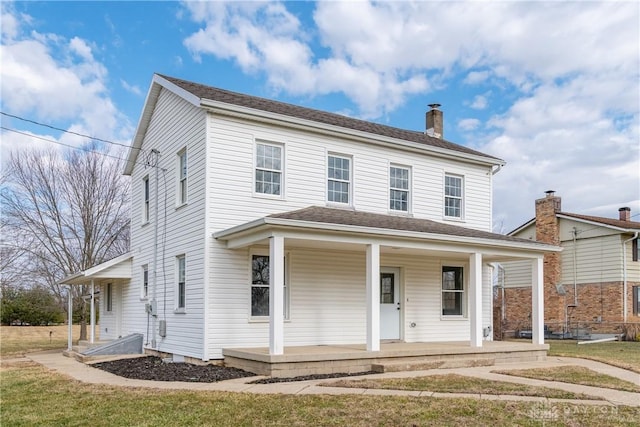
255,142,283,196
389,165,410,212
561,234,625,283
128,88,207,359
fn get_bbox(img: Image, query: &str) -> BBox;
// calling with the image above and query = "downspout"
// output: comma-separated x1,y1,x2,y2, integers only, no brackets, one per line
151,149,160,348
622,231,639,323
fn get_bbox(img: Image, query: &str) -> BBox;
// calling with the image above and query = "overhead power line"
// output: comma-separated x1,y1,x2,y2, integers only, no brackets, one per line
0,111,140,151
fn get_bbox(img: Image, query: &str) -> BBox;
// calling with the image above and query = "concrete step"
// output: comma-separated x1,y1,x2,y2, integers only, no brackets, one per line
372,357,495,373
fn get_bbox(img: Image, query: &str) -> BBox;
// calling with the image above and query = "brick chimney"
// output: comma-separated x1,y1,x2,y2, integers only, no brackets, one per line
426,104,443,139
619,207,631,221
535,190,564,326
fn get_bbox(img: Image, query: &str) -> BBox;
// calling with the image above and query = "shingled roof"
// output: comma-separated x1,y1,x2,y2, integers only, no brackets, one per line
158,74,501,163
558,212,640,230
267,206,547,246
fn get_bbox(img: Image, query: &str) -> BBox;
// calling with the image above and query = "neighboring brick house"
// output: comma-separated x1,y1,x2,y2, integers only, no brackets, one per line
496,191,640,337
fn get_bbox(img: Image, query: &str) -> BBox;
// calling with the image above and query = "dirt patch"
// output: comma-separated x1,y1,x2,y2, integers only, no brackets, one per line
250,371,376,384
91,356,255,382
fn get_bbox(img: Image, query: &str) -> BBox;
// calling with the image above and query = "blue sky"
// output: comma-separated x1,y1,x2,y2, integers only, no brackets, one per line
1,1,639,231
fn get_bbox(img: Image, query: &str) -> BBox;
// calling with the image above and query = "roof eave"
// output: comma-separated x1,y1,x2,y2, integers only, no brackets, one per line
200,99,505,168
214,217,559,253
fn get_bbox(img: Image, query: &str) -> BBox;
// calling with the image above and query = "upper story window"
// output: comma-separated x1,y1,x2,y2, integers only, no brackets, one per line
142,175,150,223
142,264,149,299
389,165,410,212
177,148,187,205
327,154,351,204
633,237,639,262
176,255,186,311
442,266,465,316
255,142,282,196
444,174,463,219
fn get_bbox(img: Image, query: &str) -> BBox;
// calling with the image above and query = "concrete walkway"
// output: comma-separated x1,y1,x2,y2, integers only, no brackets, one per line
18,351,640,407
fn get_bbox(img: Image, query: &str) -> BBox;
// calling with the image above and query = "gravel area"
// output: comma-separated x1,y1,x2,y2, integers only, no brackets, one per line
91,356,255,382
90,356,376,384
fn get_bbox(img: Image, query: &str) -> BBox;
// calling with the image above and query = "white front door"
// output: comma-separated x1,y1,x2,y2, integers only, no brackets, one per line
380,268,401,340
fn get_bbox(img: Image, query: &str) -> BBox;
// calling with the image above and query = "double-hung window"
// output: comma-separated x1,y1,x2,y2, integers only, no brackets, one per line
389,165,410,212
634,286,640,315
176,255,186,311
250,254,288,319
444,174,463,219
327,154,351,204
142,265,149,299
143,175,150,223
105,283,113,313
633,237,639,262
442,266,464,316
178,148,187,205
255,142,282,196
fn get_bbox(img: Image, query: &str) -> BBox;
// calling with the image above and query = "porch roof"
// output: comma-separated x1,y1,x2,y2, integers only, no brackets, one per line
214,206,560,257
59,252,133,285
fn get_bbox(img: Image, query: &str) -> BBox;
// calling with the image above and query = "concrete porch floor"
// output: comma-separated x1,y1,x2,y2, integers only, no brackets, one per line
223,340,549,377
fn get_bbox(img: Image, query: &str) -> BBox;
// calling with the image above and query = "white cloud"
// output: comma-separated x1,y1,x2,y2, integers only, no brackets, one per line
0,7,132,157
121,79,142,96
464,70,490,85
469,95,488,110
458,118,481,131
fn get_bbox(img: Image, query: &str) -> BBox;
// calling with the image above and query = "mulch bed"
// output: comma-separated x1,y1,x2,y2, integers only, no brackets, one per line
91,356,376,384
91,356,255,382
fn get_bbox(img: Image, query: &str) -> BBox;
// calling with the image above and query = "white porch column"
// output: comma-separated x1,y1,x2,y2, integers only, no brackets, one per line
366,243,380,352
532,256,545,345
67,287,73,351
269,235,285,355
469,252,483,348
90,280,95,344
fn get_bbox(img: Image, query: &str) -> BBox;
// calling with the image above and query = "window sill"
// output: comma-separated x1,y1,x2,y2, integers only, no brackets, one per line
443,216,465,223
175,202,188,210
440,315,468,320
174,308,186,314
141,221,151,228
325,202,354,210
139,297,149,301
387,210,412,217
249,317,291,323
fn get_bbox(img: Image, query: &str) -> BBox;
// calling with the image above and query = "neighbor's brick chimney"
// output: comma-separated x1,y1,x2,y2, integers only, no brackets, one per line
619,207,631,221
535,190,564,326
426,104,443,139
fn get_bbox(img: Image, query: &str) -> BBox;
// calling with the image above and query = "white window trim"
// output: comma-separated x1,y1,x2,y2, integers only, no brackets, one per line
440,263,467,319
175,255,186,313
389,164,411,214
253,140,285,199
326,153,353,206
443,173,464,221
142,175,150,224
248,249,290,322
141,264,149,300
177,148,188,207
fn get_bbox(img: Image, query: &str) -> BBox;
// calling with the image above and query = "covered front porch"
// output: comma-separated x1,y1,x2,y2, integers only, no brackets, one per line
223,340,548,377
214,206,560,373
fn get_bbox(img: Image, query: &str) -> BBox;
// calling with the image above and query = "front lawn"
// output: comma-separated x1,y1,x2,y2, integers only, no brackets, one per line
548,340,640,373
3,364,639,427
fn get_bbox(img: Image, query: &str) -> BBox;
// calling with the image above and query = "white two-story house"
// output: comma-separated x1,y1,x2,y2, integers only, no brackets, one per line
64,74,558,375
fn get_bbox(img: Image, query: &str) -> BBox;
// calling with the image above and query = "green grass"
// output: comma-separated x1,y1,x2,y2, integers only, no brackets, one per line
493,366,640,393
548,340,640,374
324,373,601,400
2,364,639,427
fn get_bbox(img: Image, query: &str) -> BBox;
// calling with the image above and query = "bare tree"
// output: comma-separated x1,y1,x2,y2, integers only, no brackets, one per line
1,145,130,339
